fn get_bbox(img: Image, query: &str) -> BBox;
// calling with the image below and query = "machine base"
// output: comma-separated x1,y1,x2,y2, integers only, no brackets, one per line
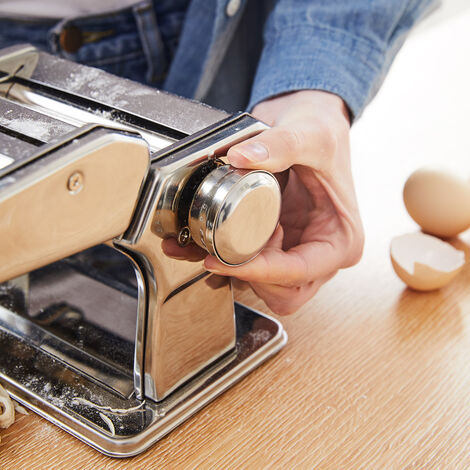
0,302,286,457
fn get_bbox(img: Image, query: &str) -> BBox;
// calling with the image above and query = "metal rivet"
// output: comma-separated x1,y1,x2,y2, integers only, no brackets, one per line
226,0,241,17
60,26,83,53
67,171,84,194
177,227,191,246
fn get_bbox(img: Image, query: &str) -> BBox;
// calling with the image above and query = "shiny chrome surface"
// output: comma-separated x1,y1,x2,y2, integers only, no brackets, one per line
117,114,272,401
0,45,287,457
0,128,149,283
150,116,269,239
0,302,286,457
0,44,228,137
0,153,13,169
0,44,38,91
6,83,174,151
188,165,281,265
0,95,76,145
0,252,138,397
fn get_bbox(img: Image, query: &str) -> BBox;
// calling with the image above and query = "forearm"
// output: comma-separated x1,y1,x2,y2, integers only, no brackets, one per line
249,0,439,120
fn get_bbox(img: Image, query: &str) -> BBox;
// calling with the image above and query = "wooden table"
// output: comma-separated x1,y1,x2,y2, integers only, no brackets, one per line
2,6,470,470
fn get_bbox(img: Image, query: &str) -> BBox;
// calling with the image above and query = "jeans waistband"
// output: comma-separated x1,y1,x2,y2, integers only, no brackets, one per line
0,0,167,85
50,0,167,84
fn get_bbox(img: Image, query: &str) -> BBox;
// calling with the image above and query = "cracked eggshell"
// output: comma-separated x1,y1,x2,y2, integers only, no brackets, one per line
403,168,470,237
390,233,465,291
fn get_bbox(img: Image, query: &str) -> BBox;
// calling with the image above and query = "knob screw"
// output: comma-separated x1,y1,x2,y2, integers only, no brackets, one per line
177,227,191,246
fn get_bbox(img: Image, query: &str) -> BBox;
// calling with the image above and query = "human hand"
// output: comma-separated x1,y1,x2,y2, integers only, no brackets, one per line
164,90,364,315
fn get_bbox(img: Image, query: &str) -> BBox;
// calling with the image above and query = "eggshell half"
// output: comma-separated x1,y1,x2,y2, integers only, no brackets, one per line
403,168,470,237
390,233,465,291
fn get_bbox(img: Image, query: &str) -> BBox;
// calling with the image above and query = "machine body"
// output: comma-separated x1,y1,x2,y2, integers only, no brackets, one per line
0,45,286,456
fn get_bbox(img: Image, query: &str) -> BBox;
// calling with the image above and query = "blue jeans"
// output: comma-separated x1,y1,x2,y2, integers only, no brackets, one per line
0,0,189,87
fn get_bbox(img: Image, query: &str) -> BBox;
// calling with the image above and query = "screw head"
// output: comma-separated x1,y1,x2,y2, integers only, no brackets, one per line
177,227,191,247
67,171,84,194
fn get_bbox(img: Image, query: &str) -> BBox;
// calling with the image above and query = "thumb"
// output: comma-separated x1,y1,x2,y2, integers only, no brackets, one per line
227,126,304,173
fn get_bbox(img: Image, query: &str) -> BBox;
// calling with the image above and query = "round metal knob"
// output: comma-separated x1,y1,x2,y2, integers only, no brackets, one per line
188,165,281,266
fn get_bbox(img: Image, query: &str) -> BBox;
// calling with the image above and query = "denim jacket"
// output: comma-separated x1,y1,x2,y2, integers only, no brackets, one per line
169,0,438,117
0,0,437,118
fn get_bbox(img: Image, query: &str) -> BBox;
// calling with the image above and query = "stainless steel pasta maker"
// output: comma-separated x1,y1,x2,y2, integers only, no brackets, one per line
0,44,287,457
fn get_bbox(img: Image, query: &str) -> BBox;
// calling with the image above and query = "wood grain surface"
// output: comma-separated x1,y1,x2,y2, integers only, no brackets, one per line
1,5,470,470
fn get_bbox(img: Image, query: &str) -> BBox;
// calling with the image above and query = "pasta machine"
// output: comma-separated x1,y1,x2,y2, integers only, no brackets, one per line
0,44,286,457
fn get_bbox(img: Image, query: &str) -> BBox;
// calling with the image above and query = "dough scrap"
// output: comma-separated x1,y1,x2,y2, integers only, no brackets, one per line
0,383,15,430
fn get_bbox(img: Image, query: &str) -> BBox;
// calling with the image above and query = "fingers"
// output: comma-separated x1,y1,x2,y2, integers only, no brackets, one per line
227,125,305,173
204,238,345,288
163,223,284,264
250,272,335,316
161,238,206,262
231,278,251,291
250,282,318,316
219,92,360,315
227,120,339,175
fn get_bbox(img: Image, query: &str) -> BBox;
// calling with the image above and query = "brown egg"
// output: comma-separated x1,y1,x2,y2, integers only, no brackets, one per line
390,233,465,291
403,168,470,237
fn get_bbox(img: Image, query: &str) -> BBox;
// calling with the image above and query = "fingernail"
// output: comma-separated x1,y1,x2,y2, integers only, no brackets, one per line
231,142,269,163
